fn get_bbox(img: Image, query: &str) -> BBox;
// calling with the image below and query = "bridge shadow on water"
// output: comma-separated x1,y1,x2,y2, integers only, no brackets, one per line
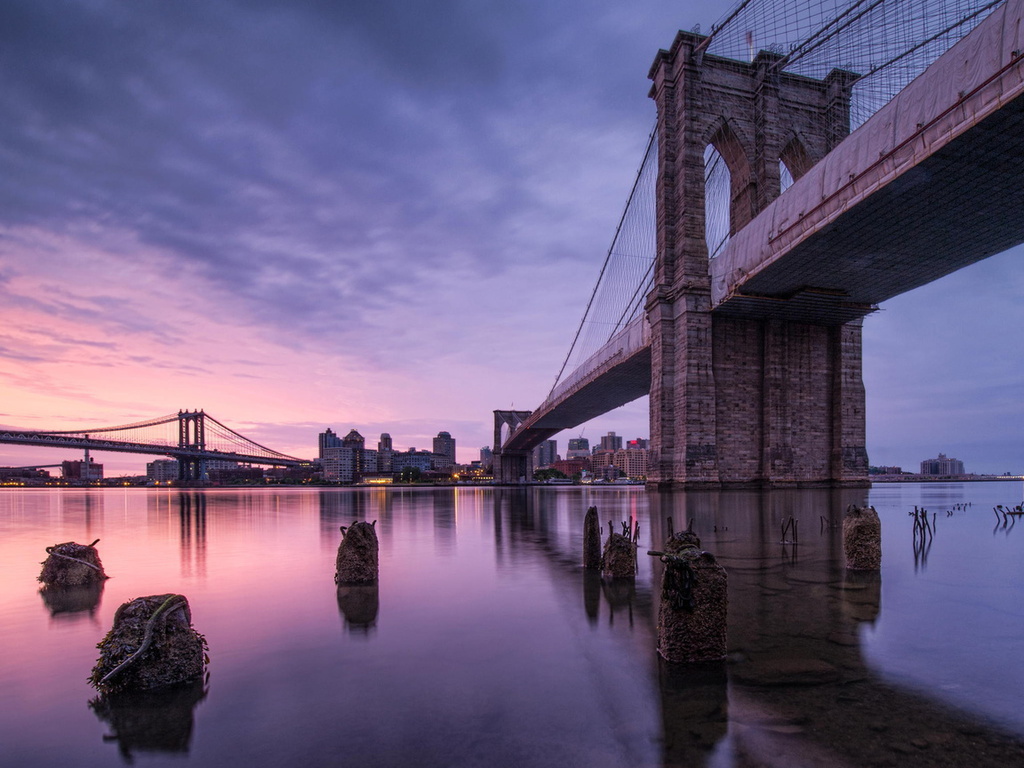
493,487,1024,768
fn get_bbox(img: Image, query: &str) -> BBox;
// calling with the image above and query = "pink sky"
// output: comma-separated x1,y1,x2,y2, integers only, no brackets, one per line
1,0,1020,475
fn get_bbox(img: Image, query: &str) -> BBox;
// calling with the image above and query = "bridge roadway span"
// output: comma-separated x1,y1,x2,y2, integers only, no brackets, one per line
505,0,1024,454
0,430,307,467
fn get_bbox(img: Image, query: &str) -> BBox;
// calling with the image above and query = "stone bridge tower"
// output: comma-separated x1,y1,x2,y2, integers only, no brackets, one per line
646,32,869,488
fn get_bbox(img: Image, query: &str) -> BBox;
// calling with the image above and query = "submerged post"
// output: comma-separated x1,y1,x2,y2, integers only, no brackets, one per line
601,520,637,578
90,594,207,692
39,539,108,586
651,530,728,663
335,520,379,584
583,506,602,569
842,504,881,570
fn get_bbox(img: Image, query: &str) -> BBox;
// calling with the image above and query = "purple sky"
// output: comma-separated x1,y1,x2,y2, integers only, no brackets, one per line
0,0,1020,475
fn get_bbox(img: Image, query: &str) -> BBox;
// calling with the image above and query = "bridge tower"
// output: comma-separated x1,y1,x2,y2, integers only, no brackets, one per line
493,410,534,484
177,409,208,483
647,32,868,488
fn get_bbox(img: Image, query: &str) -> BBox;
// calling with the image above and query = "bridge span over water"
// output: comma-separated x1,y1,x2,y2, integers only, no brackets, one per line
497,0,1024,487
0,410,307,481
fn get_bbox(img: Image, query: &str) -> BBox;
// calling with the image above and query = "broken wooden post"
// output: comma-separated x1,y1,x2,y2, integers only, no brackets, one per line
650,530,728,663
90,594,207,692
583,506,602,569
843,504,881,570
335,520,379,584
601,520,637,578
39,539,108,586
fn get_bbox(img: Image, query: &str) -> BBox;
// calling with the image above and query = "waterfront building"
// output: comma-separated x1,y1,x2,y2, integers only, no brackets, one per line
552,458,589,477
920,453,965,476
62,458,103,481
480,447,493,467
533,439,558,469
147,459,178,483
613,448,648,480
433,431,456,470
322,446,357,483
392,450,436,473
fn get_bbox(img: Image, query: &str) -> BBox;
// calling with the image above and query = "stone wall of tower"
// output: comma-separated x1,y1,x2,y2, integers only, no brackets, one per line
647,31,868,488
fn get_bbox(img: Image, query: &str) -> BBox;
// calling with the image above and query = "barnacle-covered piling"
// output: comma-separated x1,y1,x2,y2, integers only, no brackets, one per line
843,504,881,570
90,594,207,692
335,520,379,584
601,519,638,578
39,539,108,586
651,530,728,663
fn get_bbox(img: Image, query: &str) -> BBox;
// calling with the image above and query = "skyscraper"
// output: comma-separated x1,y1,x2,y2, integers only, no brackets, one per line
433,431,456,470
318,427,342,458
599,432,622,452
567,437,590,459
342,429,372,477
378,433,394,472
533,439,557,468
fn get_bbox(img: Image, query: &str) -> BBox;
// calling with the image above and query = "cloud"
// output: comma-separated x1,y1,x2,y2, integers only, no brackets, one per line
2,0,1016,475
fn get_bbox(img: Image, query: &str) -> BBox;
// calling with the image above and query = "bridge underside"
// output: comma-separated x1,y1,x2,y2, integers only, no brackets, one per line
504,347,652,454
716,93,1024,319
714,0,1024,319
493,345,651,483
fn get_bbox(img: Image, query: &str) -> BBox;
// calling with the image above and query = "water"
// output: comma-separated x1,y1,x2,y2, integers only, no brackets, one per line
1,483,1022,767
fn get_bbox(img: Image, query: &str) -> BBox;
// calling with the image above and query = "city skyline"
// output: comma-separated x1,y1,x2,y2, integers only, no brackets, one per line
0,0,1021,476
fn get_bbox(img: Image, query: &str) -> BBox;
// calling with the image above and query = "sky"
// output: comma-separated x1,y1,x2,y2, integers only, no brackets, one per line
0,0,1020,476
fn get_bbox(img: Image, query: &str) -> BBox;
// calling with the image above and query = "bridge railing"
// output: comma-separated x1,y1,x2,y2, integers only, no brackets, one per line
541,316,650,409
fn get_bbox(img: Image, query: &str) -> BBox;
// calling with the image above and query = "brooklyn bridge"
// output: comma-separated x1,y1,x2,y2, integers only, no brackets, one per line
496,0,1024,488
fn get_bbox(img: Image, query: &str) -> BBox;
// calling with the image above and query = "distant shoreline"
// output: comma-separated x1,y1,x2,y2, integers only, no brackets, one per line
871,475,1023,483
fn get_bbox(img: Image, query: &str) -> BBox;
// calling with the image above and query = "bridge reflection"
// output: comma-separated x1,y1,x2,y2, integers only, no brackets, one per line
491,487,1024,768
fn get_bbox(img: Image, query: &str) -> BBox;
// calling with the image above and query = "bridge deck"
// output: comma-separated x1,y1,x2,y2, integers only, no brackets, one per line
713,0,1024,321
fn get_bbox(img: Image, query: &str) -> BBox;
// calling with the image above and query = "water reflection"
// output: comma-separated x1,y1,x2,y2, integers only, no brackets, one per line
4,484,1024,768
177,493,207,578
336,583,380,635
89,678,207,762
39,581,104,620
659,662,728,768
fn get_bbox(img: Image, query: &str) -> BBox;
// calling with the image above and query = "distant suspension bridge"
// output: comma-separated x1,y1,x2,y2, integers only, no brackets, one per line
0,410,307,481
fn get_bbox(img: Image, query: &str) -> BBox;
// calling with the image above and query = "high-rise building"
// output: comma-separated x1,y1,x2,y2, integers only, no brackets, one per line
599,432,622,452
480,447,493,469
920,453,965,476
319,428,342,458
533,439,557,469
378,433,394,472
567,437,590,459
322,446,357,482
342,429,376,477
433,431,456,470
627,438,649,450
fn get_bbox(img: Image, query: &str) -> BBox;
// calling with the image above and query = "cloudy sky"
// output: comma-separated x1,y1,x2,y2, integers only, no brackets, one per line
0,0,1020,475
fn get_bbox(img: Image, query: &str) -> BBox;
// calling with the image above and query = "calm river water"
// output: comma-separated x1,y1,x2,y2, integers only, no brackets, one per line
1,483,1023,767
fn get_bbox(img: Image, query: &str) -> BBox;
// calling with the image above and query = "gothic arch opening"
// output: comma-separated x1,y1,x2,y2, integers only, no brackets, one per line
779,135,812,194
704,121,752,259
